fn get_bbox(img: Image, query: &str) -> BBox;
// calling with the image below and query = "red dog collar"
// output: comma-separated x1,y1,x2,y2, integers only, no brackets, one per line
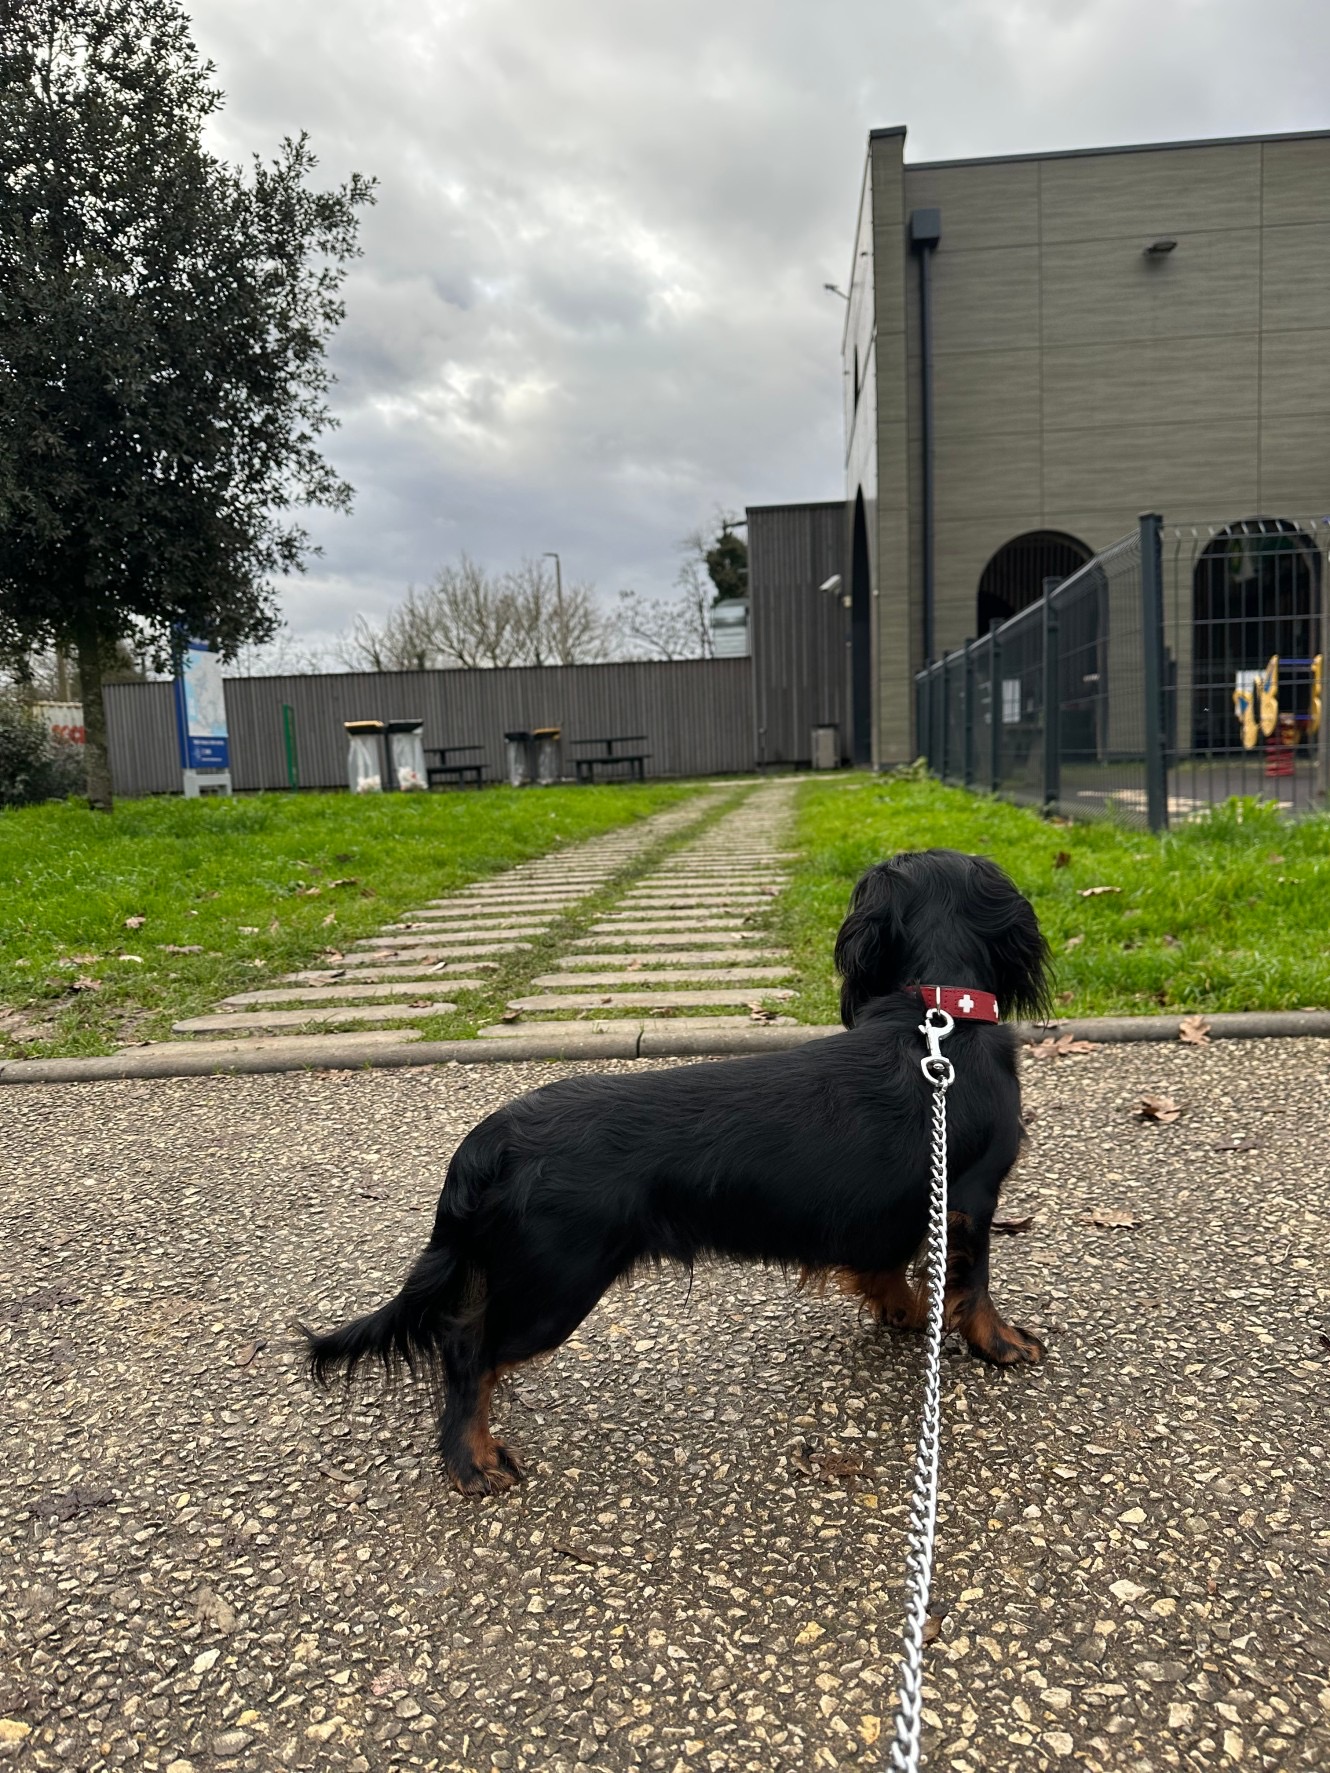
914,985,1000,1023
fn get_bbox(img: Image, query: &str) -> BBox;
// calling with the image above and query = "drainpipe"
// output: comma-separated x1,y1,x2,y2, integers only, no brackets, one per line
909,208,942,666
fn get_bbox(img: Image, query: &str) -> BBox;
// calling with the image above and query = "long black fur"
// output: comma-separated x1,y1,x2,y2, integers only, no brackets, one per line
305,847,1052,1493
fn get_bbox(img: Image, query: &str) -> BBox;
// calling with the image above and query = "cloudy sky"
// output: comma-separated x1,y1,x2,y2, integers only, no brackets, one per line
187,0,1328,654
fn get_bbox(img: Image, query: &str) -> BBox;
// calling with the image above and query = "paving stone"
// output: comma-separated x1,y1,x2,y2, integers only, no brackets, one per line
591,917,758,931
115,1029,424,1055
383,905,556,922
567,930,772,948
172,1004,456,1033
320,946,527,968
531,967,794,987
354,928,549,948
505,988,795,1011
278,963,501,985
220,980,486,1007
553,949,788,967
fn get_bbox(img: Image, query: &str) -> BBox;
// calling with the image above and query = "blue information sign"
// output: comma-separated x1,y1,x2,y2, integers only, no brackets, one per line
173,639,230,771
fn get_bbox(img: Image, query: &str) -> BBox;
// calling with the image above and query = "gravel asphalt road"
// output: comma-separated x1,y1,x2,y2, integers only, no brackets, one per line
2,1040,1329,1773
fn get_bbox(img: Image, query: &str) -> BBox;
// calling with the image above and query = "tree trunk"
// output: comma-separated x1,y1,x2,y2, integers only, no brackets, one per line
76,625,114,812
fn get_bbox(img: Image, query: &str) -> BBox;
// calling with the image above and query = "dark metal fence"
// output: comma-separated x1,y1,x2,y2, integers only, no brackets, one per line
915,513,1327,829
105,657,756,798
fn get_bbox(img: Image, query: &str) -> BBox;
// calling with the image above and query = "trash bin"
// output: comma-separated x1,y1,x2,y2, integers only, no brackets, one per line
811,724,840,771
532,725,562,786
504,730,534,788
345,720,385,792
386,718,426,791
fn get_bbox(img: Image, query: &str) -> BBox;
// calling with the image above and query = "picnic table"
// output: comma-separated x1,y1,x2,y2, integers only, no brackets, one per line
571,734,651,782
426,744,486,789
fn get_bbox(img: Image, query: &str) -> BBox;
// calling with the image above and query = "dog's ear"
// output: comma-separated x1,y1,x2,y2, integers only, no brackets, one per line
834,863,907,1027
968,856,1053,1022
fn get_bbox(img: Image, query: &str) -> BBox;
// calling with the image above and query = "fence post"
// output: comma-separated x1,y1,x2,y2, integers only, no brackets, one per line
920,670,932,770
989,630,1003,793
962,640,975,787
1042,584,1061,816
1140,512,1169,833
939,654,951,781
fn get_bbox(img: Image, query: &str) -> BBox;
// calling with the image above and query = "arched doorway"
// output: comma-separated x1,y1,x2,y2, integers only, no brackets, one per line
977,530,1093,635
850,490,873,765
1192,517,1323,752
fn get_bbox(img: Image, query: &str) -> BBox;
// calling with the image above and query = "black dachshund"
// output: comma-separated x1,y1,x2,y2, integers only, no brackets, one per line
306,848,1051,1494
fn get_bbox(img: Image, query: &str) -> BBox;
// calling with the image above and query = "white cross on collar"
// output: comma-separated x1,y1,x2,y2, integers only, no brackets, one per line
957,994,974,1014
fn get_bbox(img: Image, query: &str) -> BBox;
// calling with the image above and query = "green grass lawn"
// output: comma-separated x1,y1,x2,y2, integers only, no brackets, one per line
778,775,1330,1023
0,782,698,1059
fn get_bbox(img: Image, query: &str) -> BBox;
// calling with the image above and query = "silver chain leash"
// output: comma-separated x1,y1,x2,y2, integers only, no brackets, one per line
887,1006,955,1773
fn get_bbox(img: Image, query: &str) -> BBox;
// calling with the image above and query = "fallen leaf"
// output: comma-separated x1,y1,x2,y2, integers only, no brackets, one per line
1136,1094,1181,1123
552,1540,605,1566
233,1338,267,1368
58,952,99,966
992,1215,1034,1235
70,975,101,992
1267,853,1285,865
321,912,337,927
749,1003,777,1023
1079,885,1122,898
1053,851,1072,869
237,926,259,935
295,885,322,897
922,1615,943,1645
268,919,281,934
327,877,360,889
1028,1033,1097,1060
1055,990,1075,1006
123,915,146,929
1178,1015,1210,1046
1064,934,1084,951
1084,1207,1142,1229
626,959,642,971
116,954,144,964
159,944,203,955
1161,933,1180,948
26,1484,114,1522
323,950,344,962
500,1009,522,1023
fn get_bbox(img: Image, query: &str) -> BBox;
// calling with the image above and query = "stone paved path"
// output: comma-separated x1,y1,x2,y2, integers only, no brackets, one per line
149,794,725,1053
486,779,800,1036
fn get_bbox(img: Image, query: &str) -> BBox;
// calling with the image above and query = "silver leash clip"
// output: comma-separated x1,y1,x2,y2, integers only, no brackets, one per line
919,1005,955,1090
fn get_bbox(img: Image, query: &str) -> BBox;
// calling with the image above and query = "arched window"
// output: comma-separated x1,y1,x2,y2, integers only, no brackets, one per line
977,531,1093,635
1191,517,1323,751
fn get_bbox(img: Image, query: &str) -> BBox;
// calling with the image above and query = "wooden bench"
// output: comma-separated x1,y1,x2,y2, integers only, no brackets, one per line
426,745,486,789
571,735,651,783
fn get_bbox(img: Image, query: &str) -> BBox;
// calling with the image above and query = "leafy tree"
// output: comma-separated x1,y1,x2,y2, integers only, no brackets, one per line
704,520,748,602
0,0,374,807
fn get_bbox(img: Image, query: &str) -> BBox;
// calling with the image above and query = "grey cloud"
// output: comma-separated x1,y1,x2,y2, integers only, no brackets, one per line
188,0,1329,651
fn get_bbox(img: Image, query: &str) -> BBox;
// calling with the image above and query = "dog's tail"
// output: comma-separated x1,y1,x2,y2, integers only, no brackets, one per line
302,1226,478,1391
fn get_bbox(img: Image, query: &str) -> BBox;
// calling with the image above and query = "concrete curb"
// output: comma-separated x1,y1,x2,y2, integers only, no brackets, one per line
3,1009,1329,1085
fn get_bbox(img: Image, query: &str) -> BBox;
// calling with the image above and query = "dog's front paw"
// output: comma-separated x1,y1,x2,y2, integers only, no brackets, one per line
447,1439,526,1497
967,1317,1045,1366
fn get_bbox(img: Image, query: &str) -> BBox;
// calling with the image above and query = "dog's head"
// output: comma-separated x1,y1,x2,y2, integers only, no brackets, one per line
834,848,1051,1028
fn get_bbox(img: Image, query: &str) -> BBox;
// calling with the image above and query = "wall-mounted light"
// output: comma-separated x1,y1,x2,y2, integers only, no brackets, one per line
820,574,843,594
1144,238,1178,257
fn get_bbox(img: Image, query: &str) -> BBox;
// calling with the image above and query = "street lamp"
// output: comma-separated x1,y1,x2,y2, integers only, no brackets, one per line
542,551,564,617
